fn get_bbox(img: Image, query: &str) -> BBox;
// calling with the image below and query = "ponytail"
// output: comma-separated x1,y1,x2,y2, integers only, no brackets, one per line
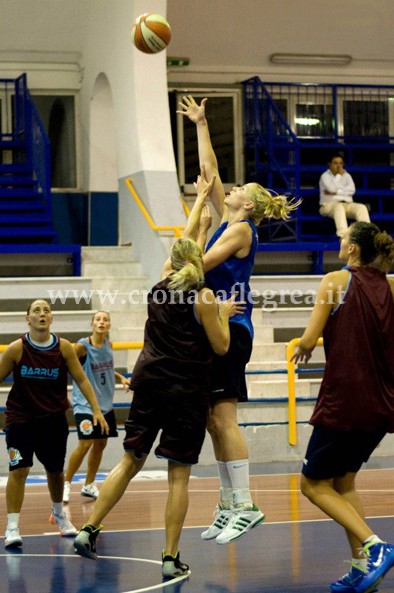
247,183,301,224
167,238,205,292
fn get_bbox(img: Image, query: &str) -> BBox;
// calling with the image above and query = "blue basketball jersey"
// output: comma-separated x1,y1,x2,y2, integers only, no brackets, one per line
205,219,258,338
72,338,115,415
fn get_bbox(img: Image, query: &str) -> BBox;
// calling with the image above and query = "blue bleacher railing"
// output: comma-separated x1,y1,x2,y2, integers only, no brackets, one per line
14,74,52,218
243,77,394,243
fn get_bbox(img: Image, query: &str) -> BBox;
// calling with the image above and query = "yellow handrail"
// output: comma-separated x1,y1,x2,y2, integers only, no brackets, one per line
111,341,143,350
0,342,143,354
286,337,323,446
125,177,186,238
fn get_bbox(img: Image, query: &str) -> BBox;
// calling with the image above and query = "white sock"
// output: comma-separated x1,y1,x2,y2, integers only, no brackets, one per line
225,459,253,509
52,502,63,516
363,534,383,547
352,558,368,571
217,461,232,509
226,459,250,489
7,512,20,530
232,488,253,509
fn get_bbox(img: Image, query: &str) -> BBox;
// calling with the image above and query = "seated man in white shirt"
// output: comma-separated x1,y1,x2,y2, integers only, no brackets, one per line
319,154,370,238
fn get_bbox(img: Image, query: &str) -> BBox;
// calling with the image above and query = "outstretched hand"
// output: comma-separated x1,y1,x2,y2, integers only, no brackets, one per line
177,95,207,124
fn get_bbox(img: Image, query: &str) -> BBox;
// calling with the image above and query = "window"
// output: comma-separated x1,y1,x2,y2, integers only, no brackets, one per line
295,103,334,137
169,89,243,193
343,99,389,138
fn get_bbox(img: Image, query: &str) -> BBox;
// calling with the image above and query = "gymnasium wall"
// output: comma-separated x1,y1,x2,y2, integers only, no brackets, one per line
166,0,394,86
78,0,185,283
0,0,185,284
1,0,394,281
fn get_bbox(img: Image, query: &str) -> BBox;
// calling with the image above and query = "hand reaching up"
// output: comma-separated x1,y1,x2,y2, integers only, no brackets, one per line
177,95,208,125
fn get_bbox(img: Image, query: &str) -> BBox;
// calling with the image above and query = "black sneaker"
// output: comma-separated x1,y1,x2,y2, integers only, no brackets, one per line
162,550,190,578
73,524,102,560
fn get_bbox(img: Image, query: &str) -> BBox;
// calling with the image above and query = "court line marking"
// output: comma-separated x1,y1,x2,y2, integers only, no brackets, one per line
2,487,392,497
0,553,190,593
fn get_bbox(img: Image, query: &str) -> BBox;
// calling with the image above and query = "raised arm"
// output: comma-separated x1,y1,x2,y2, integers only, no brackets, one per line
162,170,215,279
182,166,215,241
177,95,227,221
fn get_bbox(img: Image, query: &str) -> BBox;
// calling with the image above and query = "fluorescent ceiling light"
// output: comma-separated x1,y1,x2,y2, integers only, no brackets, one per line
270,53,352,66
295,117,320,126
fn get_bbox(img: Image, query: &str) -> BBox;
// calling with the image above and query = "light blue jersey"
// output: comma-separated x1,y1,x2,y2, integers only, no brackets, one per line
72,337,115,415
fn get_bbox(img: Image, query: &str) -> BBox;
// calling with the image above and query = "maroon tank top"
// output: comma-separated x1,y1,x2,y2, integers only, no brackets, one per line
130,278,213,396
310,266,394,432
5,333,69,425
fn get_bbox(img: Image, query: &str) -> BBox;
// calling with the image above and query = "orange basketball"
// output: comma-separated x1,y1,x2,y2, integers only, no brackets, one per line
131,13,171,54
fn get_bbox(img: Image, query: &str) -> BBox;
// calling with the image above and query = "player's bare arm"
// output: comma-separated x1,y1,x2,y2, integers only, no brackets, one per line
177,95,226,220
292,270,349,363
0,340,22,381
202,222,252,272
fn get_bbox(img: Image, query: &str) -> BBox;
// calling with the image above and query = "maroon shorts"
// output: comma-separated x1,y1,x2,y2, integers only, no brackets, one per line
123,389,209,465
5,414,69,473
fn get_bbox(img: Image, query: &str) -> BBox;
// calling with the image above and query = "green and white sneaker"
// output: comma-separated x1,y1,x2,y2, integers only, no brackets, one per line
215,504,265,544
201,505,233,540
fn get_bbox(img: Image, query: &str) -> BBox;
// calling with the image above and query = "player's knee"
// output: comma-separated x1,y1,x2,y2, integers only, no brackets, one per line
300,474,315,500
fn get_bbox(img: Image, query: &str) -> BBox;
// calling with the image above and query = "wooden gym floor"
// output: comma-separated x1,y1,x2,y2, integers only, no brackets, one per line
1,462,394,593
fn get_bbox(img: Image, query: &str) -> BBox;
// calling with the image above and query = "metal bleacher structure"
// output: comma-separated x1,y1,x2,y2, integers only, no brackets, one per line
0,74,81,276
1,75,394,471
243,77,394,275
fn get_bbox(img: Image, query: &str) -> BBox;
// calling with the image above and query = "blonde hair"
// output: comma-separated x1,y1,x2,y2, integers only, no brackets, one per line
247,183,301,225
167,238,204,292
91,310,111,323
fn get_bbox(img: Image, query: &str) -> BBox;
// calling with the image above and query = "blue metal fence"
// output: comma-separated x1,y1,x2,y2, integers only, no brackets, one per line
1,73,52,216
243,77,394,241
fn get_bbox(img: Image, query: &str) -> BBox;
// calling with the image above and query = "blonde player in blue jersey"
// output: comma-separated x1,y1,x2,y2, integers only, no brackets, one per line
63,310,129,503
177,95,300,544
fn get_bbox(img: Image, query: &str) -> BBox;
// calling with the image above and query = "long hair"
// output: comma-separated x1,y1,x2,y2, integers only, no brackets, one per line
349,221,394,268
247,183,301,224
91,310,111,323
167,238,204,292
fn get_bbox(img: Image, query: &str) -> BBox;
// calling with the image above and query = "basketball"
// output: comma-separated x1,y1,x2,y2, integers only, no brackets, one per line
131,13,171,54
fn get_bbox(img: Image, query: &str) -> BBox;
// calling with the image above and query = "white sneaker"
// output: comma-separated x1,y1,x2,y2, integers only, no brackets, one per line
215,505,265,544
63,481,71,503
201,505,233,540
49,511,78,536
4,527,23,548
81,482,99,499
